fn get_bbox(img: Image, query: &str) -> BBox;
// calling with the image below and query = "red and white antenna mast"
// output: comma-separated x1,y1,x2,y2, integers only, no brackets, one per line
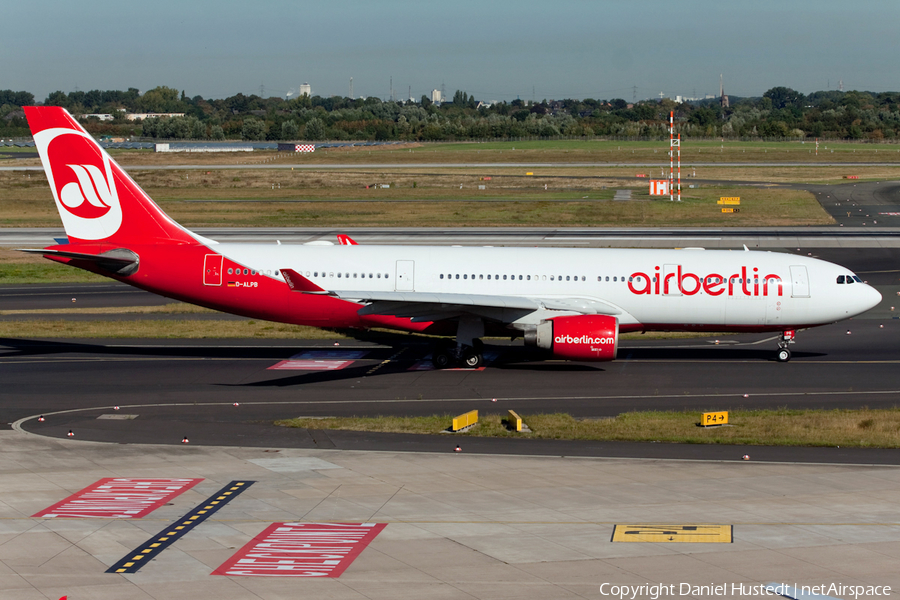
677,133,682,202
669,111,674,201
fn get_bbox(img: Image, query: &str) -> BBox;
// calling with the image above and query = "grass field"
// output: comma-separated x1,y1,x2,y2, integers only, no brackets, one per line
0,168,834,228
277,408,900,448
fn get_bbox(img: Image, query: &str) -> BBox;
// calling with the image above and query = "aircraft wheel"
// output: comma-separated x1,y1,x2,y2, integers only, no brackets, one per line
432,349,453,369
776,348,791,363
462,351,484,369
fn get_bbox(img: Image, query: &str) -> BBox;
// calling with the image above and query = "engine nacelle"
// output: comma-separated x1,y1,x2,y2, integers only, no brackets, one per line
524,315,619,361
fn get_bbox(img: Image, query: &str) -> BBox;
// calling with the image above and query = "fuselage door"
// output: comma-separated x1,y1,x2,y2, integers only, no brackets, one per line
789,265,810,298
663,264,682,296
395,260,415,291
203,254,223,286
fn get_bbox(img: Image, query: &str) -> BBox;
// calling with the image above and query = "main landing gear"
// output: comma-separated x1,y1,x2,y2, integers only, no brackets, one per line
431,316,484,369
775,329,796,363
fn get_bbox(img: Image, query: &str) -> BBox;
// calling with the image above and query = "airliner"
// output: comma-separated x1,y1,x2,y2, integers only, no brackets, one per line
21,107,882,366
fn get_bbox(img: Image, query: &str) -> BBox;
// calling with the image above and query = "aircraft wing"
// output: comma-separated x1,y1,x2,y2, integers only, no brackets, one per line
280,269,621,323
336,290,620,316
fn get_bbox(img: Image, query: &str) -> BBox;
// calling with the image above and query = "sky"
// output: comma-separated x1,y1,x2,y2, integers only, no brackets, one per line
4,0,899,103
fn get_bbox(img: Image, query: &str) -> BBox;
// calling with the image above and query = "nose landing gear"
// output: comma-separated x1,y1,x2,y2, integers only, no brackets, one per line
775,330,795,362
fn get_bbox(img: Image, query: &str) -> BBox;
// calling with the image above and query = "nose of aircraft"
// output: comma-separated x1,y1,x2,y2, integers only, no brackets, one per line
859,284,882,314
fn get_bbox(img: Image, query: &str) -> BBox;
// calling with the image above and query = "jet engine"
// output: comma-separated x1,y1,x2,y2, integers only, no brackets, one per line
524,315,619,361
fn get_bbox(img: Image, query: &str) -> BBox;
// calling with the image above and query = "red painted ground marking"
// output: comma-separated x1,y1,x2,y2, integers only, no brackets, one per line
268,359,355,371
33,478,202,519
213,522,387,577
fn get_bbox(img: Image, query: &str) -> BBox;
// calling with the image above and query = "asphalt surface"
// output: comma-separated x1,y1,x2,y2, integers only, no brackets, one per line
1,309,898,461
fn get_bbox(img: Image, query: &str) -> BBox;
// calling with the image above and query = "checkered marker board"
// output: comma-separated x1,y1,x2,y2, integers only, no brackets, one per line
295,144,315,152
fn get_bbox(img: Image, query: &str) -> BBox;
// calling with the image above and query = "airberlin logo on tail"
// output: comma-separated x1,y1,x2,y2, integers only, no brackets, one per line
59,164,114,218
34,128,123,240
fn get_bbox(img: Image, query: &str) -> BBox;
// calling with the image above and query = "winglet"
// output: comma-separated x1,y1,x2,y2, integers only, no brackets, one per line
281,269,330,294
336,234,358,246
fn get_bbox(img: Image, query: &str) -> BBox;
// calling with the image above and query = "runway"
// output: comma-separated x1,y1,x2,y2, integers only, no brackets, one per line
2,312,897,458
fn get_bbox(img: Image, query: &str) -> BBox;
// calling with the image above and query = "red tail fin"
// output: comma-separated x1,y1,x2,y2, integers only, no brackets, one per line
25,107,200,247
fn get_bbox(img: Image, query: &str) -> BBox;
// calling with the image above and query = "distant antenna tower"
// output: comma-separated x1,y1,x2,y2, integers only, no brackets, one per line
408,86,411,102
839,79,844,92
719,74,729,108
260,83,265,97
441,81,445,102
390,76,393,101
349,77,353,99
632,85,637,103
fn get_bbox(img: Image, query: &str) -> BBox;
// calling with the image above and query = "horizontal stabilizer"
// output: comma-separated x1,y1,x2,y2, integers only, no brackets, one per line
336,234,358,246
281,269,329,294
19,248,140,276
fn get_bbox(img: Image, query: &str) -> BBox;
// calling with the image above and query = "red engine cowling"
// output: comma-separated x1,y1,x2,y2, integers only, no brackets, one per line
525,315,619,361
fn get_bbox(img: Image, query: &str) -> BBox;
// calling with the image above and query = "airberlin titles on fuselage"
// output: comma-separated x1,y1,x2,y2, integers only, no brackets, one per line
628,266,783,297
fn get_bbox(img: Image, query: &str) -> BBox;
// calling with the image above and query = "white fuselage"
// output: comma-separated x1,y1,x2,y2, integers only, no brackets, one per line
212,244,882,331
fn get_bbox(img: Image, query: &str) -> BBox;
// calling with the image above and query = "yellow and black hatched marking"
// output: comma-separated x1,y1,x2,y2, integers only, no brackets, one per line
611,524,732,543
106,480,255,574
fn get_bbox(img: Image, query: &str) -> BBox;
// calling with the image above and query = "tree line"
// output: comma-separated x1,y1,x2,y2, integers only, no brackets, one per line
1,85,900,142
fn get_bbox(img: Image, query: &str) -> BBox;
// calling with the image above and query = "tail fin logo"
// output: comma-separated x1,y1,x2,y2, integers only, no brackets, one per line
34,128,123,240
60,164,113,217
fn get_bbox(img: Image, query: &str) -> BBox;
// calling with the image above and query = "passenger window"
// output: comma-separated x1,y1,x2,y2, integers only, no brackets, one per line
479,274,483,280
456,274,460,279
566,276,570,281
518,275,523,280
503,275,507,280
629,276,633,282
227,268,233,275
337,273,341,278
377,273,381,278
606,276,609,282
464,274,467,279
440,274,444,279
527,275,531,280
550,275,554,281
597,276,601,282
613,277,617,282
487,274,491,280
542,275,547,281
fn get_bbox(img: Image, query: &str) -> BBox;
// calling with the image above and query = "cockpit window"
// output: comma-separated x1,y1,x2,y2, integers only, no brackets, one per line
836,275,845,284
846,276,854,284
852,275,862,283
